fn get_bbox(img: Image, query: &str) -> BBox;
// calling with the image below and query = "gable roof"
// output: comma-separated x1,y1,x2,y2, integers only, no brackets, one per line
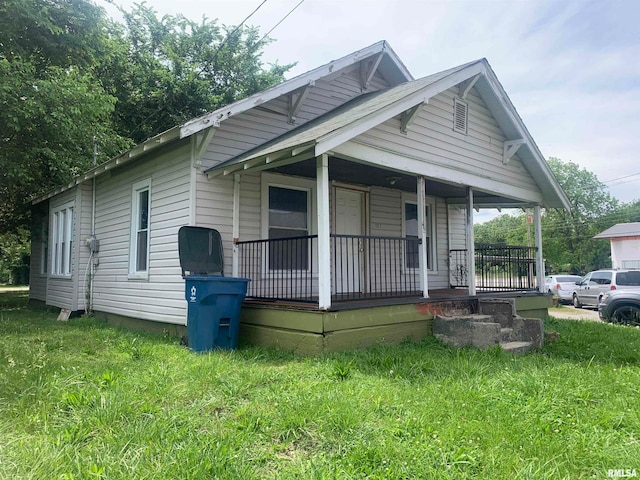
33,40,411,205
206,60,480,173
206,58,571,210
594,222,640,239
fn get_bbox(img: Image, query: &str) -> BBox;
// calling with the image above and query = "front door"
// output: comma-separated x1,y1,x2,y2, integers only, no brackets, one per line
334,187,365,294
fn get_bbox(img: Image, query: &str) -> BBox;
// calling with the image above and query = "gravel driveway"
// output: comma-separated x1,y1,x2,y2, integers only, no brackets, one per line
548,305,601,321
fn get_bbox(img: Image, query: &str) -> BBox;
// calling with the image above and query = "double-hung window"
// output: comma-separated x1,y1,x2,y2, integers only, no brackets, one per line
129,179,151,278
267,185,310,271
51,202,74,276
403,199,433,271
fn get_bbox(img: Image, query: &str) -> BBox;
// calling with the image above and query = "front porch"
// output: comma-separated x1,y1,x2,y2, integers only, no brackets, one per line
236,234,541,305
239,290,551,354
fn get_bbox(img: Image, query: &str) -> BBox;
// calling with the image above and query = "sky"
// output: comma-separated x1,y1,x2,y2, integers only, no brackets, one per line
104,0,640,221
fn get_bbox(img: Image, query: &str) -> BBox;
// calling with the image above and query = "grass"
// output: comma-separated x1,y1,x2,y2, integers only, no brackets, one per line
1,291,639,479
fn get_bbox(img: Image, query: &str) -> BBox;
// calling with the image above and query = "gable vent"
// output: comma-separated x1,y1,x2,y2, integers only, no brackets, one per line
453,97,468,135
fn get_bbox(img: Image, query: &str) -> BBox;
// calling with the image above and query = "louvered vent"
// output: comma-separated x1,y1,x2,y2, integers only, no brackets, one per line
453,97,468,134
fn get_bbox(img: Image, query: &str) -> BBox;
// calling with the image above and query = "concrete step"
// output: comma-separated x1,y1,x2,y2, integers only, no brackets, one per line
500,327,514,342
478,299,516,328
500,341,534,354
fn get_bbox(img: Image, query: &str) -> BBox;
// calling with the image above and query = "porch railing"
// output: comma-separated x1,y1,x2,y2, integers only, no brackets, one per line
236,234,421,302
449,245,538,291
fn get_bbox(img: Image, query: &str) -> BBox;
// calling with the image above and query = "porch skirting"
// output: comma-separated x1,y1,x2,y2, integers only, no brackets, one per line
239,294,551,355
91,293,551,355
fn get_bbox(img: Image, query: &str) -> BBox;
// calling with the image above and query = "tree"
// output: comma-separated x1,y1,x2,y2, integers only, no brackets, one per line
543,158,619,273
98,4,292,143
475,213,527,246
0,0,291,232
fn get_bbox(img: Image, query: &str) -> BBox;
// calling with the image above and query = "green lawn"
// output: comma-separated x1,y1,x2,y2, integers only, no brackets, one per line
1,291,639,479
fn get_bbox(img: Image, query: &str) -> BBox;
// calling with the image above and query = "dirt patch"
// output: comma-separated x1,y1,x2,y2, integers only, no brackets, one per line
549,305,601,322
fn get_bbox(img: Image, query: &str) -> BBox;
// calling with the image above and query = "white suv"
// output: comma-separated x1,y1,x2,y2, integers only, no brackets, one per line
573,269,640,308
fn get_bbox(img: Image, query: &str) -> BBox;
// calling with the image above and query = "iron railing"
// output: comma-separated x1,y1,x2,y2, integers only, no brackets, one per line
236,234,421,303
449,245,538,291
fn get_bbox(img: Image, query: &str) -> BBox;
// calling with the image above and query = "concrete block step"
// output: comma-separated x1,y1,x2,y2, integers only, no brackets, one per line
500,341,534,354
478,299,516,328
500,327,514,342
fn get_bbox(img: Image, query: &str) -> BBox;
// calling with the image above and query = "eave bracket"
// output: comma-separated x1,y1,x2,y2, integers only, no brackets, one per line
503,139,526,164
400,102,425,134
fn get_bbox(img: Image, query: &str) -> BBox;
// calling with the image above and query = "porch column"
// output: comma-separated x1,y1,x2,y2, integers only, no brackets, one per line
232,174,240,277
466,187,476,295
534,205,545,293
417,176,429,298
317,154,331,310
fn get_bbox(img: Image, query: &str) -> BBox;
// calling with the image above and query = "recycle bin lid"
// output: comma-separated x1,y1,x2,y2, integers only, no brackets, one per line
178,226,224,276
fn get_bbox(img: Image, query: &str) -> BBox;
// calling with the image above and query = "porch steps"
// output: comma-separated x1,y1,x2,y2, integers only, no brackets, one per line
432,298,543,354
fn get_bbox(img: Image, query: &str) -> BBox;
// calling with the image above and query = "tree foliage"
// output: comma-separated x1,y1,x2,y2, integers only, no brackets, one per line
475,158,628,274
98,4,292,143
542,158,619,273
0,0,291,234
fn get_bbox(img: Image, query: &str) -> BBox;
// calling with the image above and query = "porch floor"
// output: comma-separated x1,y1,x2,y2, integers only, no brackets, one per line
244,288,545,311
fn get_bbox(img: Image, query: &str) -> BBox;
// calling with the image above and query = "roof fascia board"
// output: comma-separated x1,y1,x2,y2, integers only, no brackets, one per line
481,65,571,211
333,141,545,205
315,62,485,156
180,40,411,139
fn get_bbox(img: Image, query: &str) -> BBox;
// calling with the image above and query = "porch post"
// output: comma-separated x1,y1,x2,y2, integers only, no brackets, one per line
466,187,476,295
534,205,545,293
417,176,429,298
232,174,240,277
317,154,331,310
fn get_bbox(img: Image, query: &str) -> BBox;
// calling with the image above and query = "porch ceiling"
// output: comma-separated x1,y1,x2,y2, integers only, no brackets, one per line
269,157,528,207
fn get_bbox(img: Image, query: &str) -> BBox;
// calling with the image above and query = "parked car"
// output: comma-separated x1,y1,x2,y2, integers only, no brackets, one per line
573,269,640,309
544,274,583,304
598,290,640,326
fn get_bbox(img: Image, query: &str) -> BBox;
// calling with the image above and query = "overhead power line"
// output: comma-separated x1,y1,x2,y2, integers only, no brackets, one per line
257,0,305,45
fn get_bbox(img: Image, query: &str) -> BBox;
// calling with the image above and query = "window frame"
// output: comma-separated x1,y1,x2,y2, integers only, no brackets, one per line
50,201,74,278
401,193,436,273
128,178,151,280
261,173,316,275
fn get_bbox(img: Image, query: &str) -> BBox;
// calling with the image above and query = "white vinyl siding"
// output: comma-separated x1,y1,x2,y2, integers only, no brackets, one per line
369,186,449,290
200,70,390,170
92,141,191,324
352,86,540,198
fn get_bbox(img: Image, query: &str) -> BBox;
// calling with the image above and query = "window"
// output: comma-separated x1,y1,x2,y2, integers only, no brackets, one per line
268,185,309,270
129,179,151,277
453,97,468,135
51,202,74,276
403,200,433,270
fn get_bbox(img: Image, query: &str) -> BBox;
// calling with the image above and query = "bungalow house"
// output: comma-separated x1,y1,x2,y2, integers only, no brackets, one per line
29,41,570,353
594,222,640,269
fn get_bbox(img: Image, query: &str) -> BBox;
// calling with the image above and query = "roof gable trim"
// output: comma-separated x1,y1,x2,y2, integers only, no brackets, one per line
179,40,412,139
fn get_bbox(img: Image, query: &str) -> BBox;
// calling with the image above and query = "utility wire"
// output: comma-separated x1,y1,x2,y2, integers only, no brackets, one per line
257,0,305,45
212,0,269,59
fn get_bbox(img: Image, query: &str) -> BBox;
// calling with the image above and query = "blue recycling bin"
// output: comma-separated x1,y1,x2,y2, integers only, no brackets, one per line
185,276,249,352
178,226,250,352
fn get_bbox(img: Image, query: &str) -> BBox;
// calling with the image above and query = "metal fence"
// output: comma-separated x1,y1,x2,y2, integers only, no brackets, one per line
236,234,421,303
449,245,538,291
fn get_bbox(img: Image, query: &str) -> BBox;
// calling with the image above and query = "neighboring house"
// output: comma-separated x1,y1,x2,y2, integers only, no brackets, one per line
29,41,570,353
594,223,640,269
